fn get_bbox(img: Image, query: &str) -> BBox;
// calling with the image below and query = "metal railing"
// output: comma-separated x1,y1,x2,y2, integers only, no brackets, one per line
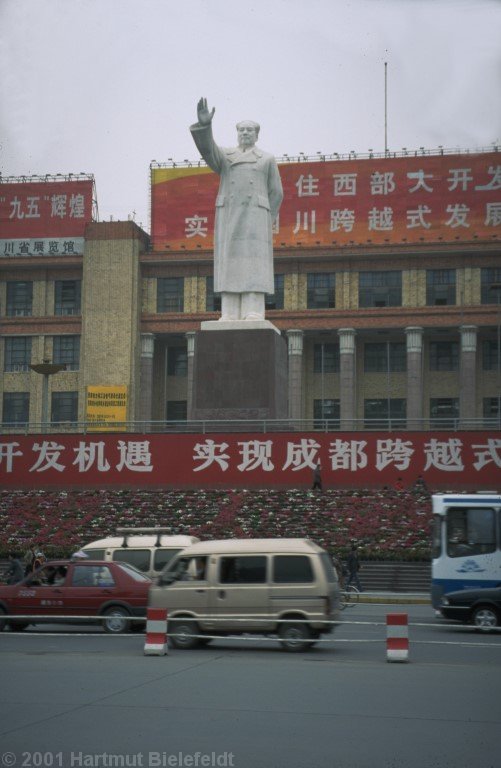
0,417,499,435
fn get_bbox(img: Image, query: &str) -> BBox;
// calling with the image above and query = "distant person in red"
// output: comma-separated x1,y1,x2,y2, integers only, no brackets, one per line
394,477,404,491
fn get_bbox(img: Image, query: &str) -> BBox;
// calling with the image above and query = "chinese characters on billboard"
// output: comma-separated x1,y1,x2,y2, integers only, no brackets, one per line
150,152,501,251
86,386,128,432
0,432,499,490
0,178,94,257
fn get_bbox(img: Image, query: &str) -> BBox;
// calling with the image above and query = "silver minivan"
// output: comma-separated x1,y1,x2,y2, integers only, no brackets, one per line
81,528,199,579
149,538,340,651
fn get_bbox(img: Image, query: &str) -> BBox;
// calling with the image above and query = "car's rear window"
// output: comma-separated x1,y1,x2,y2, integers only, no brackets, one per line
115,563,152,582
72,565,115,587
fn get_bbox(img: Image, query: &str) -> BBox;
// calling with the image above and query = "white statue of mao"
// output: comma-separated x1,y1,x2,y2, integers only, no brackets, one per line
190,97,283,321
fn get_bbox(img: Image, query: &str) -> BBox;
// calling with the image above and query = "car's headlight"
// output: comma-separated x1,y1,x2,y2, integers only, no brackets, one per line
441,597,450,606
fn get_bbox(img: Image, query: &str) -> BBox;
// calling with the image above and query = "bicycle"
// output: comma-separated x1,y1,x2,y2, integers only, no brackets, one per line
340,584,360,609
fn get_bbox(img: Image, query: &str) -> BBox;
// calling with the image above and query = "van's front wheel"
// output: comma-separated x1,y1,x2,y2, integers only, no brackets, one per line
169,619,200,649
278,622,313,652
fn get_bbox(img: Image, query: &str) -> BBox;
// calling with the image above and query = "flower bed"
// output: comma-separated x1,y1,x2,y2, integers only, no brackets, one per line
0,487,432,560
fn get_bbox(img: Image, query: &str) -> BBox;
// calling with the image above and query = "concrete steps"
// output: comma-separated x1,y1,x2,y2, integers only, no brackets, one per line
359,561,431,592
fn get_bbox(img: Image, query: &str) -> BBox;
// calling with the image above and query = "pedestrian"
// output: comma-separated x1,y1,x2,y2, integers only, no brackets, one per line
345,545,362,591
23,543,36,576
5,553,24,585
32,550,46,571
312,461,322,491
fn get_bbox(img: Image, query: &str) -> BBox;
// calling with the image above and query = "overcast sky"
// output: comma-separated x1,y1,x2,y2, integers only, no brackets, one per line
1,0,500,231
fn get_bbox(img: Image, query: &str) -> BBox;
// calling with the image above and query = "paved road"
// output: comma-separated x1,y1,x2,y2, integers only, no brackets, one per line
0,604,500,768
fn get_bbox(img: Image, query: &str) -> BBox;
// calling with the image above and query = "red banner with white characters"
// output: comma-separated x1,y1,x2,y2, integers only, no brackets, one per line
0,432,499,490
0,179,93,239
150,151,501,251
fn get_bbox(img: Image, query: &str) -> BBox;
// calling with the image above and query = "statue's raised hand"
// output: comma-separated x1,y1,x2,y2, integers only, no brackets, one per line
197,97,215,125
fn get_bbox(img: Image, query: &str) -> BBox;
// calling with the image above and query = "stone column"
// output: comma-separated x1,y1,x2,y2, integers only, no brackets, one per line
138,333,155,427
286,330,304,423
460,325,478,427
405,326,424,430
185,331,196,421
338,328,356,430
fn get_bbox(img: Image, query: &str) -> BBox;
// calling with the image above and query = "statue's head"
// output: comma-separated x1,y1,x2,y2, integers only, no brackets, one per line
236,120,260,148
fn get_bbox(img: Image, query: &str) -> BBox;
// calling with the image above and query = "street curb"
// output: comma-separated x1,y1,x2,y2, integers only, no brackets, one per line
359,594,431,605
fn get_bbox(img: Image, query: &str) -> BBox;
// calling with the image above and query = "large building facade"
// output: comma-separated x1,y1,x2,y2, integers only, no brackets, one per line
1,150,500,433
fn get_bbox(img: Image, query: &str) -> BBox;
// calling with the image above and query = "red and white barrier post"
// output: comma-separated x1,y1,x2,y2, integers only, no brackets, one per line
386,613,409,662
144,607,168,656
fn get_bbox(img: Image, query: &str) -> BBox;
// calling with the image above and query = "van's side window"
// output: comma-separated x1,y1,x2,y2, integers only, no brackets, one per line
154,548,183,572
219,556,267,584
273,556,314,583
112,549,150,573
83,549,105,560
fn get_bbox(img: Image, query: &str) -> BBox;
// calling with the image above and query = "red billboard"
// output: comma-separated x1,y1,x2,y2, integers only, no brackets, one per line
150,151,501,251
0,179,94,257
0,431,499,490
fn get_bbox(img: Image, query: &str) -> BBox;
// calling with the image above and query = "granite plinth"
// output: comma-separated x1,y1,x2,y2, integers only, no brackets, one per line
200,319,281,334
191,329,288,420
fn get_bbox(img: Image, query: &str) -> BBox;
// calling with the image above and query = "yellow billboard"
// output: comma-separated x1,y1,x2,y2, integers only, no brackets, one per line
86,386,128,431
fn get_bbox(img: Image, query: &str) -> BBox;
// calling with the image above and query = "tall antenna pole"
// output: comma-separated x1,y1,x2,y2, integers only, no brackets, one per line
384,61,388,155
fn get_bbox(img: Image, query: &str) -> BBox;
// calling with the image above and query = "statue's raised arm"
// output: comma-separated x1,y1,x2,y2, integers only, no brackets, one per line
197,97,215,126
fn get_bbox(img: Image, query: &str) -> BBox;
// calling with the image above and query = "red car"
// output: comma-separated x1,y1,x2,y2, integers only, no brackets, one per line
0,559,151,633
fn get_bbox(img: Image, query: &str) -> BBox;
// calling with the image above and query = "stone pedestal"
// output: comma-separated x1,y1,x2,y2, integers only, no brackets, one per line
191,329,288,420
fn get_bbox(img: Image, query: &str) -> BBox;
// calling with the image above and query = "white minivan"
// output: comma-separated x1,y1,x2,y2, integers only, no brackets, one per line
149,538,341,651
81,528,199,579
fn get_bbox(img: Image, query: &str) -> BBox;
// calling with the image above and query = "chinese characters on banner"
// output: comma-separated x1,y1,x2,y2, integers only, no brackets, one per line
0,179,94,257
0,432,499,489
150,152,501,251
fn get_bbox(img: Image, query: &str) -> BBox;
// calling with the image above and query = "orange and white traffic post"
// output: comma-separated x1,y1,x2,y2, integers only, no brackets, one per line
386,613,409,662
144,607,168,656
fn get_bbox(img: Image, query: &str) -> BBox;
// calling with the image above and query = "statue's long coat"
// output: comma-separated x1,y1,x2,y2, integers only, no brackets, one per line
190,121,283,294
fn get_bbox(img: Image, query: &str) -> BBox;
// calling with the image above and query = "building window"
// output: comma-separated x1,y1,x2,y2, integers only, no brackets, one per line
429,341,459,371
482,340,499,371
483,397,499,426
6,281,33,316
157,278,184,313
4,337,32,372
51,391,78,423
313,399,340,429
167,347,187,377
313,343,340,373
481,268,501,304
426,269,456,306
430,398,459,428
265,275,285,310
359,271,402,307
364,342,406,372
307,273,336,309
53,336,80,370
205,276,221,312
166,400,187,421
2,392,29,425
364,399,406,429
55,280,81,315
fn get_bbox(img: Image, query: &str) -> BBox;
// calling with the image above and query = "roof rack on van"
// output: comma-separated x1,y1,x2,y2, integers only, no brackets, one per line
115,527,172,548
